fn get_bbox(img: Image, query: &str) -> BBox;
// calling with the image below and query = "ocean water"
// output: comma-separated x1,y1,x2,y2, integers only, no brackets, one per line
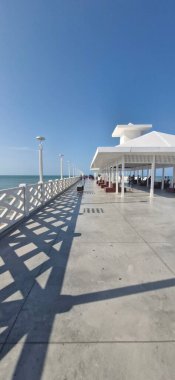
0,175,68,190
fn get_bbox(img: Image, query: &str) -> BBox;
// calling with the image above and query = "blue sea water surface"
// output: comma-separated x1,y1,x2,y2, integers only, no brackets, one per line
0,175,66,190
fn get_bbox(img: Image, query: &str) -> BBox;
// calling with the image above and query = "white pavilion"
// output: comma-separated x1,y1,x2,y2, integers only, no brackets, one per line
90,123,175,197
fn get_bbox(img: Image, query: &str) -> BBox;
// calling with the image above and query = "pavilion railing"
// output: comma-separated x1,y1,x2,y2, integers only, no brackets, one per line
0,177,79,234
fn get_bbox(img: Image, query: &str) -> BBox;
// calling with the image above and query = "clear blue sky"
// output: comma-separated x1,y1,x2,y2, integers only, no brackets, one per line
0,0,175,175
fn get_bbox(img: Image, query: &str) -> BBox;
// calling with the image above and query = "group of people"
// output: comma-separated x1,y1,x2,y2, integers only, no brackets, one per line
128,175,171,188
164,176,171,188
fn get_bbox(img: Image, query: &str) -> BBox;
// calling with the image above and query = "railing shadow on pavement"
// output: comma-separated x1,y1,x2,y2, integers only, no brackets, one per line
1,184,175,379
0,186,82,379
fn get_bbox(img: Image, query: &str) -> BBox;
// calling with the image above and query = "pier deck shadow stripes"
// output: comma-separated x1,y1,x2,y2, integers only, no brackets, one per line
0,180,175,379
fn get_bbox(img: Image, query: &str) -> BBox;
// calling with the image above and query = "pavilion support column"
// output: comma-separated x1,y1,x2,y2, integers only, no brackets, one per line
112,167,115,183
111,166,114,186
147,168,149,187
154,166,156,182
137,170,139,184
172,166,175,188
108,166,111,187
150,155,155,198
109,166,113,187
141,168,143,180
133,170,135,183
110,166,113,187
121,156,125,197
116,163,119,194
161,167,165,190
106,167,108,183
110,167,112,185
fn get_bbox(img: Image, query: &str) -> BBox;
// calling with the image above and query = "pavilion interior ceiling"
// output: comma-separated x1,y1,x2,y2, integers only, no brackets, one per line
96,153,175,171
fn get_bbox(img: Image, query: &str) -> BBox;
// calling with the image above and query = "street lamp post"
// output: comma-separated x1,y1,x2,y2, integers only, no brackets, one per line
36,136,45,183
59,154,64,180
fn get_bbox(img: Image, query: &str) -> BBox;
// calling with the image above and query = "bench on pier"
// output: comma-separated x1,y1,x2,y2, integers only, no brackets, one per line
105,183,126,193
166,187,175,193
105,183,116,192
101,181,109,188
97,180,104,186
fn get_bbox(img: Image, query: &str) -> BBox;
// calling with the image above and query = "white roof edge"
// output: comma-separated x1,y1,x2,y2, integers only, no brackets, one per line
90,148,100,169
92,146,175,154
128,147,175,153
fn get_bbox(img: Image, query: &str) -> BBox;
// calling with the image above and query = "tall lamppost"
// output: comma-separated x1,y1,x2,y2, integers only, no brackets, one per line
59,154,64,180
67,161,71,178
36,136,45,183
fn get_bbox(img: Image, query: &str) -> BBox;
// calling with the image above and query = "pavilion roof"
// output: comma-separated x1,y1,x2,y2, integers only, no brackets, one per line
90,131,175,170
118,131,175,148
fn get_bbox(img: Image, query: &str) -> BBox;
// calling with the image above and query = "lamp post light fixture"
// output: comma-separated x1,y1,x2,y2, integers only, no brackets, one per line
67,161,71,178
36,136,45,183
59,154,64,180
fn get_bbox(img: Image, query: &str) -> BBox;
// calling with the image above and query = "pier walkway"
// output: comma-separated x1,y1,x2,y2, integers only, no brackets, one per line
1,180,175,379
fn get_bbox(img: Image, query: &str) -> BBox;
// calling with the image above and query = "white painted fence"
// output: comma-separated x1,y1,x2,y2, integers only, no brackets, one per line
0,177,79,234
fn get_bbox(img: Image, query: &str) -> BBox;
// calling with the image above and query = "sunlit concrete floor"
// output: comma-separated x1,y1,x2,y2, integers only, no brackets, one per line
1,180,175,380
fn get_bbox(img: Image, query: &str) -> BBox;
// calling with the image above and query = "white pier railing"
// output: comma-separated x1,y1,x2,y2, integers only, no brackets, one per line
0,177,79,234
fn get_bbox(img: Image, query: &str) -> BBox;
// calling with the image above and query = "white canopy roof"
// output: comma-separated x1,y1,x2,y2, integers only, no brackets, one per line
91,131,175,170
119,131,175,148
112,123,152,137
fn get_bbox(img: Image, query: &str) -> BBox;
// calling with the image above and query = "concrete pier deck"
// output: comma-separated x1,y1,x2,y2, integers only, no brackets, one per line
1,180,175,379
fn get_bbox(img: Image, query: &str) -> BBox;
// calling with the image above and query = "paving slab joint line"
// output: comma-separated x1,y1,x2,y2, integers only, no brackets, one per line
3,340,175,345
